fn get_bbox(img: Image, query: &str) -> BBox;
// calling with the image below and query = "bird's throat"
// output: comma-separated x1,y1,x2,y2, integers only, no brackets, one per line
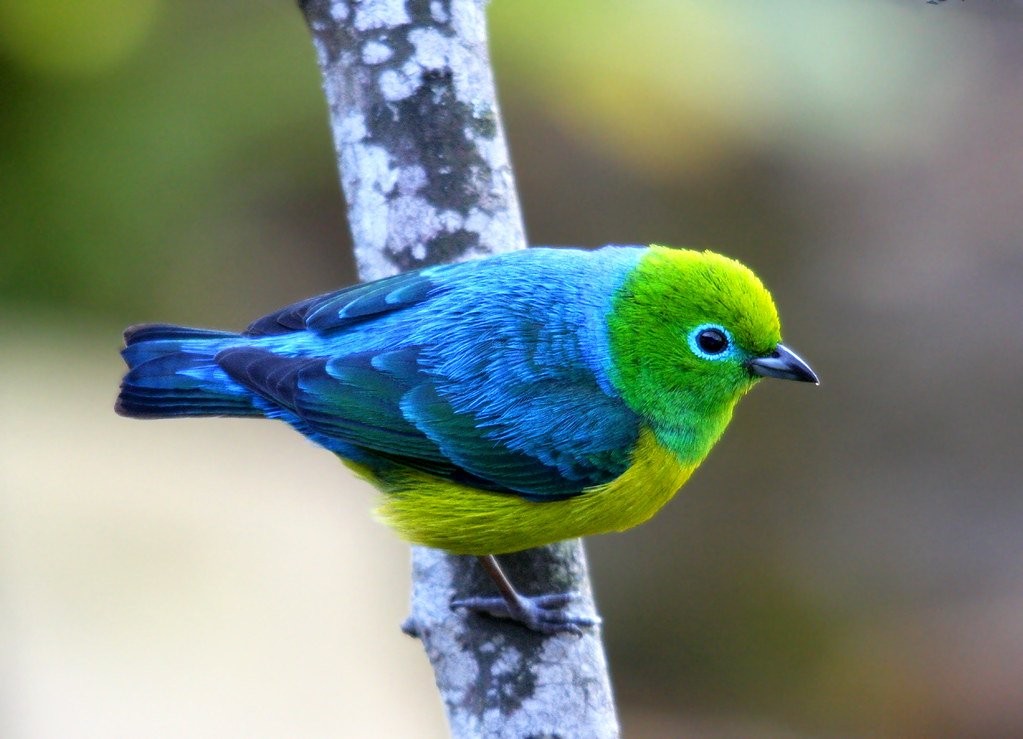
651,405,736,467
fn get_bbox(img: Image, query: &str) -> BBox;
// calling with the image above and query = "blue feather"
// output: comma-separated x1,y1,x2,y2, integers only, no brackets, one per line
116,324,257,417
117,247,645,499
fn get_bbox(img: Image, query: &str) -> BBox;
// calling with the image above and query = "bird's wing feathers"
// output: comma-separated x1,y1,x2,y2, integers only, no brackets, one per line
216,346,450,464
400,382,632,499
221,250,642,500
243,269,445,336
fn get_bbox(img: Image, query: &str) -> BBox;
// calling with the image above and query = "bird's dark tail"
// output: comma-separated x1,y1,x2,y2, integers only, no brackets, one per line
116,324,261,419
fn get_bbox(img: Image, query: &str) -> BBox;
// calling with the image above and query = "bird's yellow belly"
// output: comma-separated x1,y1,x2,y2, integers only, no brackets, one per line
359,427,695,555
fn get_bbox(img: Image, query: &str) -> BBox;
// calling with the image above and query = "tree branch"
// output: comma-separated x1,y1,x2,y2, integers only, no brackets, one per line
297,0,619,735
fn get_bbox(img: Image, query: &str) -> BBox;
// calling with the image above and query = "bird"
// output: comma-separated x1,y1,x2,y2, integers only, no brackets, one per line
116,245,818,634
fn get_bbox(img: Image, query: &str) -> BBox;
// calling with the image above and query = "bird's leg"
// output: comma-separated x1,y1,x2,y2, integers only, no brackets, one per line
450,554,601,635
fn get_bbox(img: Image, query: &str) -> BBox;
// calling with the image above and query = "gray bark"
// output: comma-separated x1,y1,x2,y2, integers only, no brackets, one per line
297,1,619,736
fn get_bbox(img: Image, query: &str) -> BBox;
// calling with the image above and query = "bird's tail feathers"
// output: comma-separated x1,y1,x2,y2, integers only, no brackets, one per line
116,323,260,419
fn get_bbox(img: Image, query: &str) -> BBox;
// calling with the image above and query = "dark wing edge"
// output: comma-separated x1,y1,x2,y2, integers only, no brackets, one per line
243,269,443,337
214,345,640,501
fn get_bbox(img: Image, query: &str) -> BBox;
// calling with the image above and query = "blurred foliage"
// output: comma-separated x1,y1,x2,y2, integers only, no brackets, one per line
490,0,959,176
4,1,1023,736
0,0,345,324
0,0,161,76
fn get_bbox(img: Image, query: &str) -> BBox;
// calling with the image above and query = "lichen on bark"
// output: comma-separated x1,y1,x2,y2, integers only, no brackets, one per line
302,0,525,279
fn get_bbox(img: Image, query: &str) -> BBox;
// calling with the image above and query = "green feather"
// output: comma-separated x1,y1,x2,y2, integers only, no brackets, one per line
607,246,780,464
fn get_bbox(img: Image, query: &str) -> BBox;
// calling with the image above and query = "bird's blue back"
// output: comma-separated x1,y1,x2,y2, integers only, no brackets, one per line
119,247,646,500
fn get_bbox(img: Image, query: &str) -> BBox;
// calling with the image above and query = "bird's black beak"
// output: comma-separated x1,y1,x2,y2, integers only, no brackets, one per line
747,343,819,385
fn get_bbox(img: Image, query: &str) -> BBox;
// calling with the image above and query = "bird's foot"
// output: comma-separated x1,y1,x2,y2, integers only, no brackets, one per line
451,591,600,635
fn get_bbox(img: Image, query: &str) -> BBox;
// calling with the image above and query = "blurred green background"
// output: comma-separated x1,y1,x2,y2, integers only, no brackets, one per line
3,0,1022,736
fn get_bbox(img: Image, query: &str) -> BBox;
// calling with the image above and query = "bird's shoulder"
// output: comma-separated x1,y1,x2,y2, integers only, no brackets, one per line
242,246,645,337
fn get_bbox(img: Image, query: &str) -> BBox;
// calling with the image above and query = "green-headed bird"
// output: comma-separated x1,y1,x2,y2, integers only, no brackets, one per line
116,245,818,633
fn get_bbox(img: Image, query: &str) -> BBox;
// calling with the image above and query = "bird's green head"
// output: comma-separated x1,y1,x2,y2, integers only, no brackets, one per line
608,246,817,462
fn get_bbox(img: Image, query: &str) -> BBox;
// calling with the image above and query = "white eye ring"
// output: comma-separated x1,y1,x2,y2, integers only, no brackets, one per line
688,324,734,361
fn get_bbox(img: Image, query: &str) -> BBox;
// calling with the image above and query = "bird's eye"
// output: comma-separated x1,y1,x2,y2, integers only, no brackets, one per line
687,324,733,360
697,328,729,354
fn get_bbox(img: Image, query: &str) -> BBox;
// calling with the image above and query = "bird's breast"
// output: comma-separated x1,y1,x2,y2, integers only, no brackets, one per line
366,427,695,555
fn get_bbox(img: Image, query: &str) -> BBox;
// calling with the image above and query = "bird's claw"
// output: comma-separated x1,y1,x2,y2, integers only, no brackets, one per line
451,592,600,635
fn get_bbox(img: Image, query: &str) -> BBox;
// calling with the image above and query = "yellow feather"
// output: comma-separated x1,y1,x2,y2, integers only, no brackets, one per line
355,426,695,555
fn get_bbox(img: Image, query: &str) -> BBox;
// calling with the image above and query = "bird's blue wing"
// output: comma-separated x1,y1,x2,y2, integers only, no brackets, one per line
218,248,643,499
243,268,444,336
